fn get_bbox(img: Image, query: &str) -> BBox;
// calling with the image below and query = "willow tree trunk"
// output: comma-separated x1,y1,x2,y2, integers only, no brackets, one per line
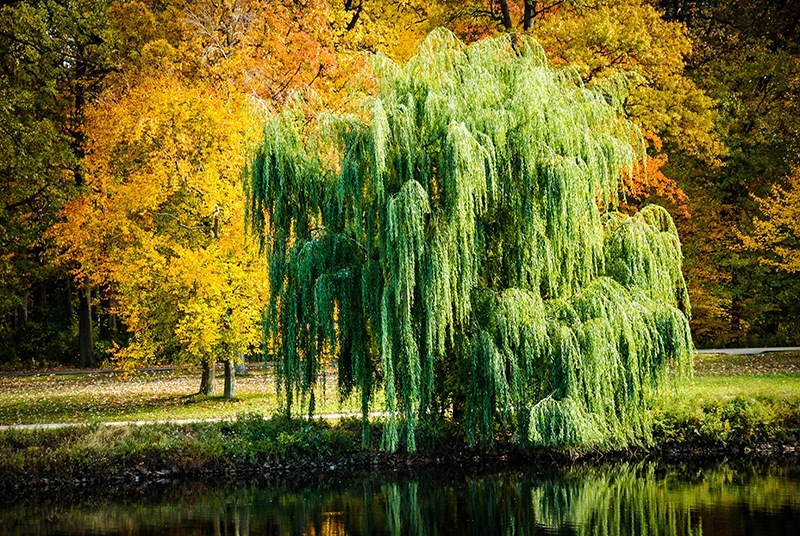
78,283,94,368
224,359,236,400
200,360,216,395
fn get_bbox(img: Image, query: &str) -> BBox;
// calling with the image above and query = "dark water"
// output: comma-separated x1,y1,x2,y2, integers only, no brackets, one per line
3,462,799,535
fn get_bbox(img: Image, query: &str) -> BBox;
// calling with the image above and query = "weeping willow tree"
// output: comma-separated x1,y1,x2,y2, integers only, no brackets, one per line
246,29,693,452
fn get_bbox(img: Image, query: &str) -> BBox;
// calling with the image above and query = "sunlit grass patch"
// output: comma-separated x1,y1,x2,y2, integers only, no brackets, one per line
0,367,366,425
684,374,800,402
652,352,800,445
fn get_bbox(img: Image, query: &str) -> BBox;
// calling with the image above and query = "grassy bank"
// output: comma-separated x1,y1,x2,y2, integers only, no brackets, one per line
0,353,798,489
652,353,800,451
0,415,370,489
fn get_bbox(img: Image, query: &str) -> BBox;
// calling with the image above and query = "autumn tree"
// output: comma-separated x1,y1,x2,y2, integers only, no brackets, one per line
736,168,800,344
329,0,436,61
741,168,800,271
47,0,346,392
248,31,692,451
49,76,267,397
658,0,800,345
434,0,565,36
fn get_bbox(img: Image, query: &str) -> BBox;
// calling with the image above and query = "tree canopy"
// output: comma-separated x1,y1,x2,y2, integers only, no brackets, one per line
248,30,693,451
5,0,798,413
49,76,266,376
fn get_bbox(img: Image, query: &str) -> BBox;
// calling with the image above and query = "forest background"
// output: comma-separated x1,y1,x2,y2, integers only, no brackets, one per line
2,0,800,372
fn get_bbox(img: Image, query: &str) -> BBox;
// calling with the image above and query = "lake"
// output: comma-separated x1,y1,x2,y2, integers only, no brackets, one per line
2,461,799,535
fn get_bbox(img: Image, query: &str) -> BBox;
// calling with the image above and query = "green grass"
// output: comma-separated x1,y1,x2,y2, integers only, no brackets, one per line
0,367,368,425
1,353,798,453
0,353,798,489
652,352,800,446
679,374,800,402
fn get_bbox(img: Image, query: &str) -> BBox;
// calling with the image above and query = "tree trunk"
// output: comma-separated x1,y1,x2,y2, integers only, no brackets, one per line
35,282,47,324
224,359,236,400
234,356,247,376
99,290,117,342
21,293,29,327
200,359,217,395
498,0,513,30
78,282,94,368
523,1,537,31
72,44,87,188
66,278,74,326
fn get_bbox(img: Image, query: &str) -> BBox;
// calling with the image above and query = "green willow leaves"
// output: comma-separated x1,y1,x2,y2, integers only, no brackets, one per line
247,29,693,451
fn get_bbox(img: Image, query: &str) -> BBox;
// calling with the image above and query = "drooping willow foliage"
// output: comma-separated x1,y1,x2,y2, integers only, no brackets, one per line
246,29,693,452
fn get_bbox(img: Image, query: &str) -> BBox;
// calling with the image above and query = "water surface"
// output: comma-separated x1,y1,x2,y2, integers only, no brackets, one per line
3,462,799,535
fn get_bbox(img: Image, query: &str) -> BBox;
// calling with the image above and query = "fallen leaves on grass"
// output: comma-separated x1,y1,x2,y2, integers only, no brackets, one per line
0,369,361,425
694,352,800,376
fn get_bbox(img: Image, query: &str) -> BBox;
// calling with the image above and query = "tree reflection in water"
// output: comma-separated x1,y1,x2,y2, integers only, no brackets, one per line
2,462,799,535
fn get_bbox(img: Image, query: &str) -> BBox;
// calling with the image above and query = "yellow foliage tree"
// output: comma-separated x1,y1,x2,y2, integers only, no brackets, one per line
49,76,267,397
741,167,800,274
329,0,437,61
47,0,354,395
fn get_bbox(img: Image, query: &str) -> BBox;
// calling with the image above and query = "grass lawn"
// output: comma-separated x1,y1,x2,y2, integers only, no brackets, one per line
678,374,800,403
0,366,366,425
0,352,797,428
665,351,800,404
0,352,797,490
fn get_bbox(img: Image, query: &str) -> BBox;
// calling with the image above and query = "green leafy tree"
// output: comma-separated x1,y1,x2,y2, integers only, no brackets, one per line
0,0,114,367
247,30,693,451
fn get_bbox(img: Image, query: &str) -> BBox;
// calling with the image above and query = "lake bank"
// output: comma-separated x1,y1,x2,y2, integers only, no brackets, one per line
1,404,798,492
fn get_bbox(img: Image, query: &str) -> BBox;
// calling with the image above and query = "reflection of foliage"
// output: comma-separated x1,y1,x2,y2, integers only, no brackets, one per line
249,30,693,452
4,462,800,535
